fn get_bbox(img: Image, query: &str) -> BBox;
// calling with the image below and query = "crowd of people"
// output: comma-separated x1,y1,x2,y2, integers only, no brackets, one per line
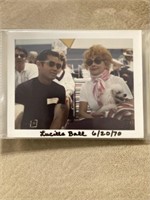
15,45,134,130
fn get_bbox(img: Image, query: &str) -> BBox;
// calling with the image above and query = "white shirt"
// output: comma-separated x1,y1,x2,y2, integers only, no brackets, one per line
15,63,38,88
54,70,75,97
80,75,133,111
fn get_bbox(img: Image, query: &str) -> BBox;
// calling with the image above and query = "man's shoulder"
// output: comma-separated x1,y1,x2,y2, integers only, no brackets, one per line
16,78,37,89
52,81,65,91
64,70,72,77
120,66,133,75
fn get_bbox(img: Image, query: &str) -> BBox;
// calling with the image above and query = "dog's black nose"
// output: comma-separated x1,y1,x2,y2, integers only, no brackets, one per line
124,94,127,97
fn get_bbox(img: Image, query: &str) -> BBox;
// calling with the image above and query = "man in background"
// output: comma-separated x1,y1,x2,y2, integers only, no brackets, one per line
28,51,38,64
15,46,38,88
111,56,134,94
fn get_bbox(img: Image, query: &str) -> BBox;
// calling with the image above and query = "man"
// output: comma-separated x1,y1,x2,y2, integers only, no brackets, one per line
28,51,38,64
111,58,134,94
15,46,38,88
15,49,66,129
118,48,133,70
53,52,75,125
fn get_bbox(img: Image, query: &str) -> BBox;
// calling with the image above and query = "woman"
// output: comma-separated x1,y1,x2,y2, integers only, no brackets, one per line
79,45,133,119
54,53,75,126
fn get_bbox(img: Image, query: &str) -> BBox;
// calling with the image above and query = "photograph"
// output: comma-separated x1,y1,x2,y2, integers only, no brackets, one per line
6,30,143,138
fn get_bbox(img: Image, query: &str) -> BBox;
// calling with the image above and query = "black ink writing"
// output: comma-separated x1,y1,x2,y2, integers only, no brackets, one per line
91,130,122,137
68,131,87,137
40,130,65,137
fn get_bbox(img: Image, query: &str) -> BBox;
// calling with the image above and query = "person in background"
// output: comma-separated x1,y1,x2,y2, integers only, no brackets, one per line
109,58,123,73
54,52,75,126
111,57,134,94
15,47,38,88
28,51,38,64
15,49,66,129
118,48,133,70
79,44,133,119
78,63,91,79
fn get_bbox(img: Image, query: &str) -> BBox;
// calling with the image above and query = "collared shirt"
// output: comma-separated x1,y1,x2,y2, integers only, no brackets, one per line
15,63,38,88
54,69,75,97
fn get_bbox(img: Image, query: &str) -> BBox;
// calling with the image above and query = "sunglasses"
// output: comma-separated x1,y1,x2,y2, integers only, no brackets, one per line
41,61,62,69
15,53,26,58
85,57,103,66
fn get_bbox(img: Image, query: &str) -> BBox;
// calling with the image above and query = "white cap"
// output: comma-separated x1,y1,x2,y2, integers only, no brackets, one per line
123,49,133,57
112,59,123,66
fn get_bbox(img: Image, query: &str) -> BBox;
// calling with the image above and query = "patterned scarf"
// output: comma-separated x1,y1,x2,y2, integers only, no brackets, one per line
91,69,110,106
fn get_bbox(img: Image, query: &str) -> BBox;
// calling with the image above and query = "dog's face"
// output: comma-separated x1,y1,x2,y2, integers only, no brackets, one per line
111,85,127,103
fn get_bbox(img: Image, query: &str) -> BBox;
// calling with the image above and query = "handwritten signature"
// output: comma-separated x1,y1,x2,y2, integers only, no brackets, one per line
40,130,122,137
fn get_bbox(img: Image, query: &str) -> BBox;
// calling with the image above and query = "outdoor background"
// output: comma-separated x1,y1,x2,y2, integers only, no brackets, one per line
0,0,150,200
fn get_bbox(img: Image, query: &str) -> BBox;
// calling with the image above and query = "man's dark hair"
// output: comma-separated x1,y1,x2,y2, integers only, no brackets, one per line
37,49,59,61
15,46,28,57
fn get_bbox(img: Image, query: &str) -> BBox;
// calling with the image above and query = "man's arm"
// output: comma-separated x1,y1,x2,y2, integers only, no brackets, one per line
50,103,66,129
15,104,24,129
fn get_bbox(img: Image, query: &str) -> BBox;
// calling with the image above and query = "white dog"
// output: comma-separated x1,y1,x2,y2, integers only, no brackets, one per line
95,84,127,114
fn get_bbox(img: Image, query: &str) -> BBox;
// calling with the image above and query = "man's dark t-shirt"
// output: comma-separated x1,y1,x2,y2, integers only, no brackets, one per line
15,78,66,129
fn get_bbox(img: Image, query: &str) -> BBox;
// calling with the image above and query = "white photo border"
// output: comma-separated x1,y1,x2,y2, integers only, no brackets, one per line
6,30,144,139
